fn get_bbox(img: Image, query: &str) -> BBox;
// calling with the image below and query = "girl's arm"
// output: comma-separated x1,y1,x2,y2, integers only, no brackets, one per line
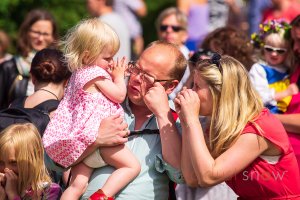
3,168,19,200
95,58,127,103
0,173,7,200
249,63,276,105
94,77,126,103
274,83,299,101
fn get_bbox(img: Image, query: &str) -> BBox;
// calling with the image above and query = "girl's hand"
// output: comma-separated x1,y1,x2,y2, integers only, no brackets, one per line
0,173,7,200
287,83,299,96
174,88,200,124
111,57,127,80
4,168,18,200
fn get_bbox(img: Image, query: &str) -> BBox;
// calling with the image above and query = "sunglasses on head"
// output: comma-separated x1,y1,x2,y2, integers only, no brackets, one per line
159,25,184,32
263,45,287,54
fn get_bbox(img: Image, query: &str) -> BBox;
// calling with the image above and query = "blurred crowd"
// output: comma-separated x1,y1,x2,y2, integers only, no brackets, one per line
1,0,300,200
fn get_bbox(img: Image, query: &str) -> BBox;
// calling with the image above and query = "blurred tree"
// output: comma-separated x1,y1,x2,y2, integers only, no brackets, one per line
0,0,175,53
143,0,175,45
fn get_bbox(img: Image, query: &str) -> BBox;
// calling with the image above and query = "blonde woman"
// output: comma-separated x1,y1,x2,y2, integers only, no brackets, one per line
0,123,61,200
174,54,300,199
43,18,140,200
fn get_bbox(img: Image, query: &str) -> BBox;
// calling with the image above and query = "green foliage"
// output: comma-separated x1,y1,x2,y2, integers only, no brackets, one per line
0,0,176,54
143,0,176,45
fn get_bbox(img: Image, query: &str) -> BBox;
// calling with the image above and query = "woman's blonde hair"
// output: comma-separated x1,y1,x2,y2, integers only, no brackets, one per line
62,18,120,72
195,55,264,157
0,123,51,195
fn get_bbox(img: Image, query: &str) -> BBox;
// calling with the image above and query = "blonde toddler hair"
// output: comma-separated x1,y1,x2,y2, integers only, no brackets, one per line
62,18,120,72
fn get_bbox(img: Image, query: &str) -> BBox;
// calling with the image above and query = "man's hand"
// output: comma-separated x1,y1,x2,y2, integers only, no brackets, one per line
143,82,170,117
96,114,129,147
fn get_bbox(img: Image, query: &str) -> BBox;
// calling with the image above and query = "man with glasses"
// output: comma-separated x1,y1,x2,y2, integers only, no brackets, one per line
82,40,187,199
275,15,300,170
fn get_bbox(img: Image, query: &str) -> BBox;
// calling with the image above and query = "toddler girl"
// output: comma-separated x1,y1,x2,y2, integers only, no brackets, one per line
42,18,140,200
250,20,299,113
0,123,61,200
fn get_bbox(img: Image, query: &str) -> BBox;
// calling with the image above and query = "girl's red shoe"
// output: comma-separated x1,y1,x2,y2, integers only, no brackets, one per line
89,189,114,200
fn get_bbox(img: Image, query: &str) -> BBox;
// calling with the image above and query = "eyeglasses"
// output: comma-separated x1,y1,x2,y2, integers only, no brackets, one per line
29,29,52,38
264,45,287,54
127,61,175,85
159,25,184,32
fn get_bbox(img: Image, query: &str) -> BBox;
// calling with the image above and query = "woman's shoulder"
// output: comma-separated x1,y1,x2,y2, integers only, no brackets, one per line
243,109,291,149
0,57,17,71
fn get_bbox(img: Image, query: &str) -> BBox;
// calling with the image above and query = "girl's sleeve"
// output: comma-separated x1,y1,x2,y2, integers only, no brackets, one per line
249,63,276,106
43,183,62,200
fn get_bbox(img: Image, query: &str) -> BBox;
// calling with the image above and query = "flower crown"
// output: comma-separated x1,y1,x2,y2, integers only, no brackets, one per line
251,19,291,48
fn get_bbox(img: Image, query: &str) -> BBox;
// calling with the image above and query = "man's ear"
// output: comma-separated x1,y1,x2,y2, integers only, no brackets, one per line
165,80,179,94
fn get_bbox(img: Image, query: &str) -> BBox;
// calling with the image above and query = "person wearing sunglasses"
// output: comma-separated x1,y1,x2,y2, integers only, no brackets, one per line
250,19,299,114
82,40,187,199
156,7,191,100
275,14,300,174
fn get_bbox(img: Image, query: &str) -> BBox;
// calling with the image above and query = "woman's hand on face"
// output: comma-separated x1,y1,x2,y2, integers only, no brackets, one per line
3,168,18,200
174,88,200,123
0,173,7,200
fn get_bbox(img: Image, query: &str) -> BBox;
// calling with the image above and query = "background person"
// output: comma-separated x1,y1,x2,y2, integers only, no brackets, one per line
201,26,254,71
275,14,300,171
0,9,58,109
0,30,12,64
177,0,209,51
250,20,298,114
86,0,131,60
0,123,62,200
155,7,190,100
114,0,147,59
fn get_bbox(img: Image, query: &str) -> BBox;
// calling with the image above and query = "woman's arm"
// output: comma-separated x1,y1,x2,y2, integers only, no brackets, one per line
183,122,268,186
175,89,269,187
180,125,198,186
274,113,300,134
